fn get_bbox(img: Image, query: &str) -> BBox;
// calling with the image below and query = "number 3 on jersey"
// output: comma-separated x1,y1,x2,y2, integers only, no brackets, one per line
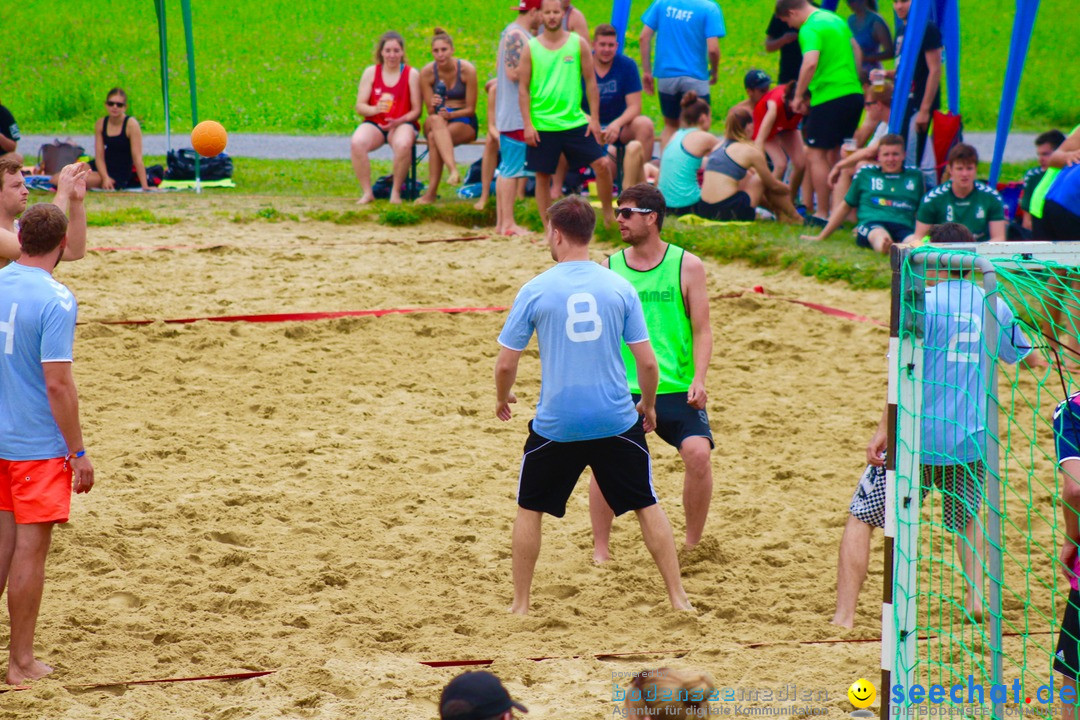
565,293,602,342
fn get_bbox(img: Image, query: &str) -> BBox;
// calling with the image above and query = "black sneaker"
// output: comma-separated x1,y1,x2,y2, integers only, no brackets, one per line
803,214,827,229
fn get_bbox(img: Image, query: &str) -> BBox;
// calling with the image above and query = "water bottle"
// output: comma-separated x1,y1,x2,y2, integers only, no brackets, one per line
433,79,447,113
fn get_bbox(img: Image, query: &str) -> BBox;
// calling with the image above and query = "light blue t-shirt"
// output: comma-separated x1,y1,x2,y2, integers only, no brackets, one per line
919,279,1030,465
498,261,649,442
642,0,726,81
0,263,78,461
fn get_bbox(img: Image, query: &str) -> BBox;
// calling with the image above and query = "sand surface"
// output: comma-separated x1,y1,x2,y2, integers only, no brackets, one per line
1,211,916,718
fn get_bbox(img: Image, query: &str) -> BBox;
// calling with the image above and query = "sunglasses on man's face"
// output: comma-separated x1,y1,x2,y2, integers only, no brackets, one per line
107,101,125,108
616,207,655,219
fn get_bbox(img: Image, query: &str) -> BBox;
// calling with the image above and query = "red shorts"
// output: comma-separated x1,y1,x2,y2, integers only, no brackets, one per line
0,457,72,524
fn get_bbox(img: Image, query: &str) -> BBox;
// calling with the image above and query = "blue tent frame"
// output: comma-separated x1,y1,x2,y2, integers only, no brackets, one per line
611,0,1040,185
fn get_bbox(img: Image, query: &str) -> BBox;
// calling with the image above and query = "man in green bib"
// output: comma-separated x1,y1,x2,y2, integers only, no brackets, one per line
519,0,615,228
589,183,714,561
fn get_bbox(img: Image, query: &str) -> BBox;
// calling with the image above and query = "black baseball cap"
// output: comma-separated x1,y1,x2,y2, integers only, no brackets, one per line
744,69,772,90
440,671,528,720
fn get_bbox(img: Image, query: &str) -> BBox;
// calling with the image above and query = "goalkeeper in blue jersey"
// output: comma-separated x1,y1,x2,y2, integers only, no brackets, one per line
1053,391,1080,714
832,222,1033,628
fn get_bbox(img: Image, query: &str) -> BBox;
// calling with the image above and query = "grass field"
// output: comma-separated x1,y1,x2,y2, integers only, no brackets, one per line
8,0,1078,136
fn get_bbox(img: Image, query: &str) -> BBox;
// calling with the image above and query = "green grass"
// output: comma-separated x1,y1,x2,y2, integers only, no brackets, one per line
86,207,180,226
6,0,1077,136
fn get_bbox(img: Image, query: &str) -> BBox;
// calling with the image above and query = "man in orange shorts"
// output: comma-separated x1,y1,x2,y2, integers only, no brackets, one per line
0,203,94,685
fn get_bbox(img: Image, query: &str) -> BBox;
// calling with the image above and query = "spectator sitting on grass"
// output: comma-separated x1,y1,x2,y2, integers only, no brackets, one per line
909,143,1005,244
350,31,422,205
1016,129,1067,235
0,99,21,165
733,69,772,115
86,88,152,192
416,28,479,204
802,133,924,253
752,80,805,204
696,107,800,222
656,92,718,217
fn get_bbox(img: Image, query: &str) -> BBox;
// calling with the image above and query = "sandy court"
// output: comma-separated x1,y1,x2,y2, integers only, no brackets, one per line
1,209,903,718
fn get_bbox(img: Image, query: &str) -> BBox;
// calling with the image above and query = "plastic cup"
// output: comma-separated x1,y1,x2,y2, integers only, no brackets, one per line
870,69,886,92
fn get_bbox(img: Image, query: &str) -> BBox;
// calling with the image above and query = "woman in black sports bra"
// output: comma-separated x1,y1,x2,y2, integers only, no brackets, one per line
696,107,800,222
416,28,478,204
87,88,151,191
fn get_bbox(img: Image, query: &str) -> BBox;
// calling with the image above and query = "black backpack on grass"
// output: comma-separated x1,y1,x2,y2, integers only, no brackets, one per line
372,174,424,200
165,148,233,181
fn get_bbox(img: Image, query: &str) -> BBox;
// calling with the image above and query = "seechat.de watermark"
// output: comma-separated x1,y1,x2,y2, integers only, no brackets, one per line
890,676,1078,713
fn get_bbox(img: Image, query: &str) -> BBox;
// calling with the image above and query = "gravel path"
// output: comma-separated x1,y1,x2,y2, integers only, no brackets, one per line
20,131,1040,164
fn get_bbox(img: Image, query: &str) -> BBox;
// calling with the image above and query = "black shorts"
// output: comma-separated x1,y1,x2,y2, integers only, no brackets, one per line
694,192,755,222
88,159,136,189
1045,199,1080,242
525,125,607,175
518,419,657,518
856,221,913,248
803,93,864,150
633,393,714,450
1055,588,1080,680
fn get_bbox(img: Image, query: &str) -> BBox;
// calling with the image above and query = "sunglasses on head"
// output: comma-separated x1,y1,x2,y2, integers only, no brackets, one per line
616,207,655,219
107,100,125,108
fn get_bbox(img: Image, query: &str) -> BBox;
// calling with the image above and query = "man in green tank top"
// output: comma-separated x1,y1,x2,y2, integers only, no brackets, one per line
589,183,715,561
519,0,615,228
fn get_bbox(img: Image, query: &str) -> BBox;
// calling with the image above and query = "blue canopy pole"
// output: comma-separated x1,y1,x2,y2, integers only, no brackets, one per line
888,0,932,134
988,0,1040,186
154,0,171,155
611,0,632,53
941,0,960,113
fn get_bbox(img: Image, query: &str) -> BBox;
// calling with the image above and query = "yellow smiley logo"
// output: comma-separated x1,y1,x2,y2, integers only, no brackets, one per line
848,678,876,709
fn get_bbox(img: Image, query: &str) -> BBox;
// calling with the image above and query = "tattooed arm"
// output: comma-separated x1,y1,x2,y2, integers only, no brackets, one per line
504,28,526,83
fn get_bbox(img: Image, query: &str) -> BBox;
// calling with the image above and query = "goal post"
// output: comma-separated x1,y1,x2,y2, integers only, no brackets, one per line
882,241,1080,720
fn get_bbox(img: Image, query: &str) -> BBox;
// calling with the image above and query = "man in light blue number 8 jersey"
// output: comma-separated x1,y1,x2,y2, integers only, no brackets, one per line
495,196,692,615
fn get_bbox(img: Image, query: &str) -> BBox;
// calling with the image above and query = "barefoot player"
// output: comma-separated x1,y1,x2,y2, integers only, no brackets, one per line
589,184,714,562
495,195,691,614
0,204,95,684
519,0,615,228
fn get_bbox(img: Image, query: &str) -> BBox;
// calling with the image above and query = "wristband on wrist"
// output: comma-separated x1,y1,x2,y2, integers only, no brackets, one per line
70,449,85,459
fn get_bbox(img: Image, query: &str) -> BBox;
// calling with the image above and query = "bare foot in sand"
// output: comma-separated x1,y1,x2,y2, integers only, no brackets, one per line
7,658,53,685
670,595,695,612
414,193,436,205
509,602,529,616
357,193,375,205
389,194,403,205
499,224,530,237
593,547,610,565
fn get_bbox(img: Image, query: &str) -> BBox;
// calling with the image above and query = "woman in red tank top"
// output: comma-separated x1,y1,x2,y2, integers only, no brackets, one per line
350,31,421,204
751,81,806,205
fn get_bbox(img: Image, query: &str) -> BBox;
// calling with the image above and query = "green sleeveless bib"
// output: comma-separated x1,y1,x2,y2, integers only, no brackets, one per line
528,33,587,132
610,245,695,395
1030,123,1080,219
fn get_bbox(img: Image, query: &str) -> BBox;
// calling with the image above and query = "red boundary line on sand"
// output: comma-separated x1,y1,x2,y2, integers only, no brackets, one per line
0,670,274,694
714,286,887,328
83,306,510,326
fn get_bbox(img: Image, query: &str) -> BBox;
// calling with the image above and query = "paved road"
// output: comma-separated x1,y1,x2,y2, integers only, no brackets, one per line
21,131,1040,163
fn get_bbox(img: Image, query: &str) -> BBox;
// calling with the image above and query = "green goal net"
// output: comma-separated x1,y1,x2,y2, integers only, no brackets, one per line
884,243,1080,719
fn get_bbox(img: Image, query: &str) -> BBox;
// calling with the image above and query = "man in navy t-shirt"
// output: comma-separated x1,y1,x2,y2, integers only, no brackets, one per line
585,24,655,187
495,196,690,616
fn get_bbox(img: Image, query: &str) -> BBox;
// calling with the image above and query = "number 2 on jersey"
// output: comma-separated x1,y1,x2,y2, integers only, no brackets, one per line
565,293,602,342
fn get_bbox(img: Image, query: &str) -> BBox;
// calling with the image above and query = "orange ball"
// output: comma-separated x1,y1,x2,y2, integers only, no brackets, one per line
191,120,228,157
